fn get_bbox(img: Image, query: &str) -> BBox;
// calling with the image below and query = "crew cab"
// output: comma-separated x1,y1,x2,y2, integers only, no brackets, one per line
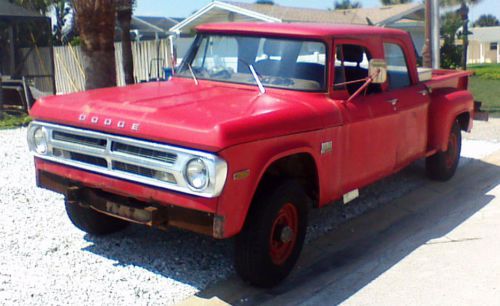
27,23,474,287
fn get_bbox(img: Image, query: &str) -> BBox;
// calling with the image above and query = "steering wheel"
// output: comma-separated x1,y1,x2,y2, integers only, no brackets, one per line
209,66,232,79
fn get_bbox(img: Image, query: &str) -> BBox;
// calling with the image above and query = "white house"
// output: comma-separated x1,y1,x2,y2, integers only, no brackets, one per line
467,26,500,64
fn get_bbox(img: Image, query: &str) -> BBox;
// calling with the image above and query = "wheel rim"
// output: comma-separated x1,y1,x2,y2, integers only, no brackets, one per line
445,131,458,168
269,203,299,266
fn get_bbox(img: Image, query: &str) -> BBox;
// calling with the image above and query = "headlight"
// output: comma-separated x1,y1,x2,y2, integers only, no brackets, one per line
184,158,209,190
33,127,48,154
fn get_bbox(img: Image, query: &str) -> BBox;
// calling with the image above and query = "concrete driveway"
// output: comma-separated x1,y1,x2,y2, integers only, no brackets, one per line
179,121,500,306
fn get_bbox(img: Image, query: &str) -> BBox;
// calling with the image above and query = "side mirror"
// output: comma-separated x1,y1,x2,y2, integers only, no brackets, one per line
368,59,387,84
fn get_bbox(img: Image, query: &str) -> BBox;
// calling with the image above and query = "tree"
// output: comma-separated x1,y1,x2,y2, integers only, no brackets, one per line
440,11,463,68
72,0,116,90
255,0,274,4
116,0,135,85
10,0,54,15
380,0,413,5
52,1,75,45
440,0,482,69
473,14,500,27
334,0,362,9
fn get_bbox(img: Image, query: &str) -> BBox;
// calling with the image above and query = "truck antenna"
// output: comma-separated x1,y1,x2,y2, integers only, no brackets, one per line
249,64,265,94
187,64,199,86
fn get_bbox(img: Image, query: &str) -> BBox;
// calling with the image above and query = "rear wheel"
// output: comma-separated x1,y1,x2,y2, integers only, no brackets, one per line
426,121,462,181
234,181,309,287
65,200,129,235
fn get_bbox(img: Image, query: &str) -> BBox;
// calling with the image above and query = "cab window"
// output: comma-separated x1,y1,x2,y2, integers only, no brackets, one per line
384,43,411,89
334,44,379,95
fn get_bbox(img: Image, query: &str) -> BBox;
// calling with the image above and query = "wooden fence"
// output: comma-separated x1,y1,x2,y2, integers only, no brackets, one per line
54,39,172,94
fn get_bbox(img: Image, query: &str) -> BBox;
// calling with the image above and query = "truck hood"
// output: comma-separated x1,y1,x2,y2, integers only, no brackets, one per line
30,78,341,152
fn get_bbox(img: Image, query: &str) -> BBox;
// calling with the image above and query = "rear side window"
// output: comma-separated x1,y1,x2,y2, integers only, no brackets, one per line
384,43,411,89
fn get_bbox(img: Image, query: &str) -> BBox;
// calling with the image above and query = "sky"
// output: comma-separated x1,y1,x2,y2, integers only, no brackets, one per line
135,0,500,22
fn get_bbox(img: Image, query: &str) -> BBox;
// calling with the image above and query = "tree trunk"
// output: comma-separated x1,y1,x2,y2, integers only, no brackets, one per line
462,14,469,70
117,8,134,85
73,0,116,90
459,1,470,70
422,0,432,68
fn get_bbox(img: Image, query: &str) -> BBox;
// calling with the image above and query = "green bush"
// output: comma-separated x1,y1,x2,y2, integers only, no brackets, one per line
0,113,32,129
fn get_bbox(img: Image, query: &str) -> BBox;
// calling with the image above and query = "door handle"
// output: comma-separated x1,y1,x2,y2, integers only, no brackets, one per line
387,98,398,106
419,89,428,96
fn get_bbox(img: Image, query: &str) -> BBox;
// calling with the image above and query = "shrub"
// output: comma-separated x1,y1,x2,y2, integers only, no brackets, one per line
0,113,32,129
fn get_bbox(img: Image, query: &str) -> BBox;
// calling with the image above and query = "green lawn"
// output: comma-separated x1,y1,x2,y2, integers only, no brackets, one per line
468,64,500,116
469,77,500,116
469,64,500,81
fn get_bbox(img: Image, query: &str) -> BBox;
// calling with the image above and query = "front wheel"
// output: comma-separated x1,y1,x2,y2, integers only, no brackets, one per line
234,181,309,287
65,200,129,235
426,121,462,181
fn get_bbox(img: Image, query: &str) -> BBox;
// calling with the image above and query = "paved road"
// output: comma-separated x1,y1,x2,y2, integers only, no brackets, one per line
179,145,500,306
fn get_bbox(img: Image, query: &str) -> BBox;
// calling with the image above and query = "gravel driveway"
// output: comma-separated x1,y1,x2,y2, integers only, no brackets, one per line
1,120,499,305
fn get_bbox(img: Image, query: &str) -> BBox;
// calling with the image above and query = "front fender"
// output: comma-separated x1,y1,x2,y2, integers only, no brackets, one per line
428,88,473,152
215,131,323,238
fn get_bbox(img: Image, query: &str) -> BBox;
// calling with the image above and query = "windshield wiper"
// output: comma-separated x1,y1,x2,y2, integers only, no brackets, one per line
187,63,199,86
238,59,265,94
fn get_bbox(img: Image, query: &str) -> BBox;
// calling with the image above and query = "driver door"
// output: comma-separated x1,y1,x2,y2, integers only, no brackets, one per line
333,42,399,192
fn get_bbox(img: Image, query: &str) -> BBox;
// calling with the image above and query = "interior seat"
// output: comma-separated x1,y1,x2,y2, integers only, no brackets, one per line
337,45,380,94
253,40,285,76
293,62,325,89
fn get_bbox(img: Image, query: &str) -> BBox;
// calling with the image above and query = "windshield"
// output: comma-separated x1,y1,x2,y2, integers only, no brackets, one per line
176,34,327,91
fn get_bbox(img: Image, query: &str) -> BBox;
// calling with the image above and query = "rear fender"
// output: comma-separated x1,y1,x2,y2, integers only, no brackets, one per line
427,88,473,152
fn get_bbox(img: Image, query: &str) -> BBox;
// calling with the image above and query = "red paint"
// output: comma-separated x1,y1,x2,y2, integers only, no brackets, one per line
30,23,474,239
269,203,298,265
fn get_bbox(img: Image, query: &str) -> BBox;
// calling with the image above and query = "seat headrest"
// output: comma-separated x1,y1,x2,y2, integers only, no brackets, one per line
339,45,365,63
263,39,287,57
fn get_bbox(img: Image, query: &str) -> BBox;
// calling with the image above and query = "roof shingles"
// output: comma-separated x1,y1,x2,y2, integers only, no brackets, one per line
222,1,423,25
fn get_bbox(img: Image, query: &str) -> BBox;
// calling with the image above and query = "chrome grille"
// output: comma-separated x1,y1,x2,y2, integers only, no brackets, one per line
53,148,108,168
28,121,228,198
70,152,108,167
112,161,177,183
111,142,177,164
53,131,106,148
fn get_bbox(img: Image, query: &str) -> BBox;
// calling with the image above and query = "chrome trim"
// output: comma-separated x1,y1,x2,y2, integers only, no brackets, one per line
27,121,228,198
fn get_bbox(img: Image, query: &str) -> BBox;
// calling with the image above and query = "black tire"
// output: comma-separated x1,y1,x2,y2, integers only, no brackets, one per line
234,180,309,287
65,200,129,235
426,120,462,181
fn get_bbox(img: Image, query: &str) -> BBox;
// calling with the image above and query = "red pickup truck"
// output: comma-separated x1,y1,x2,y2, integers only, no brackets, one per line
28,23,473,287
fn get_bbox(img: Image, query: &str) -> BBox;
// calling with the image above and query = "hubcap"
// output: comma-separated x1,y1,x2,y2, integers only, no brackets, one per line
269,203,298,265
280,226,294,243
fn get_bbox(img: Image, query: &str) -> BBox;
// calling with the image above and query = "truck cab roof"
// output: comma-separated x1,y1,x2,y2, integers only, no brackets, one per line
196,22,409,40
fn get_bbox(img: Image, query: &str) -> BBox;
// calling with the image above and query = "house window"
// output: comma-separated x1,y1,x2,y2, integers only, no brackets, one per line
491,43,498,51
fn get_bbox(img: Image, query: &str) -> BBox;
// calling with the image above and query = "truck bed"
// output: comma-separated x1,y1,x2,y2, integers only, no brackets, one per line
422,69,473,91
